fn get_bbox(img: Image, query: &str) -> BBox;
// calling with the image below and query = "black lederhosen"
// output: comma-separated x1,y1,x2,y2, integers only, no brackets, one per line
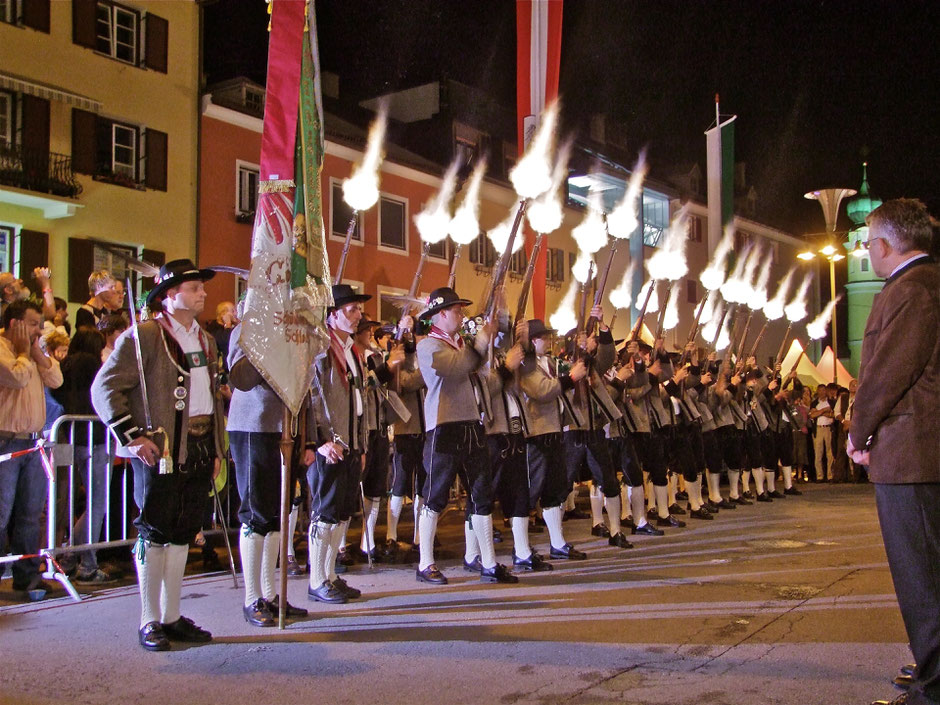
488,432,529,518
307,450,362,524
718,425,744,471
612,434,644,487
563,429,619,498
362,428,390,498
230,430,281,535
667,424,700,483
760,429,777,469
636,430,668,486
702,429,724,475
774,426,795,467
390,432,426,498
132,431,215,545
423,421,493,515
525,432,569,509
743,425,762,471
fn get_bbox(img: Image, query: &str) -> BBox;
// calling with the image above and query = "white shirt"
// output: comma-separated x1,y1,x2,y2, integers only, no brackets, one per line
889,253,930,279
815,400,833,427
167,314,214,417
340,334,363,417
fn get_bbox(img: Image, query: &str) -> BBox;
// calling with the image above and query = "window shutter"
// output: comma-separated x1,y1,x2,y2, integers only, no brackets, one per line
72,0,97,49
143,13,168,73
71,108,98,175
17,230,49,285
140,248,165,294
22,0,51,33
67,238,96,303
144,128,167,191
21,95,50,187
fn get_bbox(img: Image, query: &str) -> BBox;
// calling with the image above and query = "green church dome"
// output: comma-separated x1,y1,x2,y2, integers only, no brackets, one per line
846,162,882,225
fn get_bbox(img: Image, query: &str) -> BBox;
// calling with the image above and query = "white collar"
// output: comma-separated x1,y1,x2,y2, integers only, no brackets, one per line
889,253,929,278
166,313,199,336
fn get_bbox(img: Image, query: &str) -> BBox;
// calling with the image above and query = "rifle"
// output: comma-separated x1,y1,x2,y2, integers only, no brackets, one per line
513,232,545,345
333,213,359,285
630,279,657,341
583,240,618,336
480,200,527,319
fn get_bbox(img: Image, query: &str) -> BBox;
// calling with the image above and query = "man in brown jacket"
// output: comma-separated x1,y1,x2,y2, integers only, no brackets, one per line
847,199,939,705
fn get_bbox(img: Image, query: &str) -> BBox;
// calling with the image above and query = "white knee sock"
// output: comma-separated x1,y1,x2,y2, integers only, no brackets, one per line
418,506,439,571
752,467,766,495
543,505,566,550
565,488,577,511
471,514,496,569
765,468,776,493
135,541,166,628
327,519,348,582
240,527,264,607
742,469,752,493
619,482,630,521
286,506,299,560
387,495,404,542
361,496,380,553
308,521,332,589
160,543,189,624
728,470,741,499
337,519,349,558
782,466,793,490
706,471,722,503
589,483,604,526
464,519,480,563
261,531,280,601
654,485,670,519
687,476,702,510
604,495,622,536
511,516,531,560
630,486,648,527
413,495,424,545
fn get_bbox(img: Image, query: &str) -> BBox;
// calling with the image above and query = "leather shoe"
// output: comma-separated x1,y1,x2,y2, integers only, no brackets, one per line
756,492,773,502
591,523,611,538
608,532,634,548
900,664,916,677
266,595,308,617
162,616,212,643
416,565,448,584
631,522,664,536
893,674,913,691
549,543,587,560
668,503,686,515
675,490,689,500
285,556,306,576
769,490,785,499
463,556,483,573
784,487,803,496
716,498,737,509
513,552,553,571
307,580,347,603
480,563,519,583
243,598,276,627
731,496,752,505
742,490,755,499
704,500,720,513
690,508,714,520
564,508,590,521
656,514,686,528
492,528,503,543
332,577,361,599
139,621,170,651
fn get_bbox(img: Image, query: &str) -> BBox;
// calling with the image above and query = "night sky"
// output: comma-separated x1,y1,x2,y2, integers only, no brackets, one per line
204,0,940,235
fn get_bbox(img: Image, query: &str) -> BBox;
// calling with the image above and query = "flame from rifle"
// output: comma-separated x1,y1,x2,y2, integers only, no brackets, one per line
510,101,558,200
719,242,751,303
572,190,608,254
763,267,795,321
415,158,461,244
572,251,593,284
646,205,689,281
662,283,680,331
608,261,636,310
700,300,723,343
527,140,572,235
637,278,660,314
449,158,487,245
487,208,524,255
714,314,732,351
342,108,386,211
606,149,648,240
806,296,840,340
784,273,813,322
549,279,579,333
749,251,773,310
700,225,734,291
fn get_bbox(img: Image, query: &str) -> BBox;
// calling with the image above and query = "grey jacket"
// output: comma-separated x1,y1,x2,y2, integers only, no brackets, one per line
622,368,653,434
91,314,224,464
392,353,426,435
518,354,576,437
309,338,367,452
417,334,487,431
563,338,622,432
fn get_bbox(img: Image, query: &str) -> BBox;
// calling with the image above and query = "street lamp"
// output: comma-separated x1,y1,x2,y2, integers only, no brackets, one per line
797,242,847,383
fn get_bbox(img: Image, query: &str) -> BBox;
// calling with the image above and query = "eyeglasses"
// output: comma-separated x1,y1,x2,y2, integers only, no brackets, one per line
862,237,885,250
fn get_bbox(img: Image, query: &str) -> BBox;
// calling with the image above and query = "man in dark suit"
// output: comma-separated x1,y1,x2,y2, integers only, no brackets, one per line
847,199,939,705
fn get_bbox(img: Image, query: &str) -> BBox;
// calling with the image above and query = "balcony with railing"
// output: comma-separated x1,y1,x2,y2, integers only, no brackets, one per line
0,142,83,198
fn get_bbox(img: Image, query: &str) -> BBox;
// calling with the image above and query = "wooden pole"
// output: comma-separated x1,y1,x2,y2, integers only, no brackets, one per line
277,406,293,630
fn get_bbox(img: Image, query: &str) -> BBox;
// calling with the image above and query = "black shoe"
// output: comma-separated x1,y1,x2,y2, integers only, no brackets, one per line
892,674,913,691
336,550,354,566
591,523,611,538
243,598,276,627
528,518,545,533
285,556,306,576
512,552,553,571
784,487,803,496
480,563,519,583
334,558,348,575
675,490,689,500
416,565,448,584
756,492,773,502
742,490,755,499
608,532,634,548
549,543,587,560
139,621,170,651
731,496,753,505
716,498,737,509
622,517,636,531
162,616,212,643
631,522,664,536
266,595,308,618
703,501,720,513
492,528,503,544
900,664,916,677
769,490,785,499
668,503,686,515
307,580,347,603
332,576,361,599
689,508,714,520
656,514,686,528
201,550,222,571
564,508,590,521
463,556,483,573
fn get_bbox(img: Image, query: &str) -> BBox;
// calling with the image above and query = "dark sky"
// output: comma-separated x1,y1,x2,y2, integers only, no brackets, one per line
204,0,940,235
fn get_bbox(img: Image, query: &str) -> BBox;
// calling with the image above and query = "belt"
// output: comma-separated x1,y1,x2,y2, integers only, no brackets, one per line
187,415,213,439
0,431,41,441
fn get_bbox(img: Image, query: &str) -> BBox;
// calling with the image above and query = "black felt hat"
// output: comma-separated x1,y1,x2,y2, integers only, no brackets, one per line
147,259,215,305
526,319,556,339
330,283,371,311
418,287,473,321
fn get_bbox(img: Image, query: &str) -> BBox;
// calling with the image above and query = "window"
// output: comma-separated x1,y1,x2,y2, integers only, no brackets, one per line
72,108,167,190
244,86,265,115
96,1,139,64
111,122,137,178
0,91,12,147
642,191,669,247
236,162,259,216
469,233,496,268
509,249,527,275
686,279,697,304
0,225,13,273
453,121,488,171
330,181,362,241
861,258,869,273
0,0,15,25
92,242,136,282
547,247,565,283
378,286,408,324
734,229,752,253
379,195,407,252
688,215,703,242
427,239,449,261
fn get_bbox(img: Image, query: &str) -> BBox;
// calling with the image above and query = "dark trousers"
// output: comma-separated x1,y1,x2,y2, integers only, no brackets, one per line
635,430,668,486
703,429,724,475
422,421,493,515
669,425,701,483
230,431,281,535
612,435,643,487
362,429,390,498
774,427,795,466
132,433,215,545
307,450,362,524
390,433,426,498
563,430,619,497
488,432,529,518
0,438,47,589
525,432,568,509
719,425,745,471
875,483,940,702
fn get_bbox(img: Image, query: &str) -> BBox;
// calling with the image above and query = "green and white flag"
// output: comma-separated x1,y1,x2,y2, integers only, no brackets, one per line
705,107,736,252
